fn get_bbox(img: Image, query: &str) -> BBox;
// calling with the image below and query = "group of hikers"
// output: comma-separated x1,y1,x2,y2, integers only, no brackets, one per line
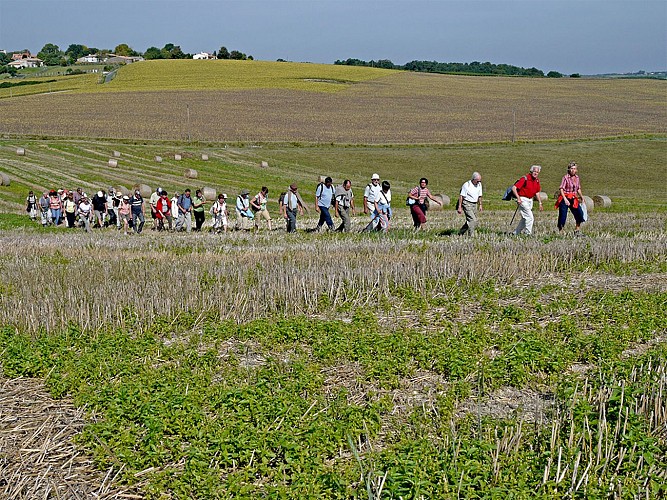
25,162,586,236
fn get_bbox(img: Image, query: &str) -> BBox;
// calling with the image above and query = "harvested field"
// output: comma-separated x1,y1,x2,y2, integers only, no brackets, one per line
0,376,141,499
0,72,664,143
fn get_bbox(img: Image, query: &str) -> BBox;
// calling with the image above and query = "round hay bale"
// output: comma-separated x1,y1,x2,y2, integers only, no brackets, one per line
116,185,130,196
184,168,198,179
432,194,450,208
536,191,548,202
16,147,25,156
318,175,327,183
136,184,152,198
201,154,209,161
593,195,611,208
174,154,182,161
113,151,121,158
202,187,216,200
582,195,594,212
108,159,118,168
154,155,162,163
0,173,10,186
260,160,269,168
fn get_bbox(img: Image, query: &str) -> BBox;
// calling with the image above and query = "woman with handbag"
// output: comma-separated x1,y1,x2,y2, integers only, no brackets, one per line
406,178,441,230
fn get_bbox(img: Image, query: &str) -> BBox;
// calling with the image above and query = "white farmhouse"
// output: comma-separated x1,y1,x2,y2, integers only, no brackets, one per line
193,52,215,60
8,58,43,69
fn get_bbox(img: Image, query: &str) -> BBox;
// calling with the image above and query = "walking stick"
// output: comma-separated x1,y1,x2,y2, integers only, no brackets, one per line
509,205,519,226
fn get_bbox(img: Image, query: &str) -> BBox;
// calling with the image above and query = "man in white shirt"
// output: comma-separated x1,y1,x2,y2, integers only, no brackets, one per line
363,173,382,230
457,172,483,236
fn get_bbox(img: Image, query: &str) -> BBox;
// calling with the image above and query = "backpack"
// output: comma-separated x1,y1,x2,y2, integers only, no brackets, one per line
502,175,528,201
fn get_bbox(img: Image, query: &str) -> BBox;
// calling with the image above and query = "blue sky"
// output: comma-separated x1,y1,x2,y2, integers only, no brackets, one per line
1,0,665,74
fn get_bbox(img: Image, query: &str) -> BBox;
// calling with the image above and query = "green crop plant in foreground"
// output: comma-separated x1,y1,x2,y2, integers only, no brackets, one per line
1,281,665,497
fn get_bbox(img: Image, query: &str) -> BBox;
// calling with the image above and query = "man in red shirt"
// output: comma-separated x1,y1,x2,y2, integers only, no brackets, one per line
511,165,543,235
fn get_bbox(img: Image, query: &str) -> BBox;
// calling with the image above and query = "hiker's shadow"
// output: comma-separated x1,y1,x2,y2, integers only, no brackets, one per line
436,229,460,236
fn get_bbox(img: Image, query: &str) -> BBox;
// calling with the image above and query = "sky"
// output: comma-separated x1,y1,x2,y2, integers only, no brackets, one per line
1,0,665,75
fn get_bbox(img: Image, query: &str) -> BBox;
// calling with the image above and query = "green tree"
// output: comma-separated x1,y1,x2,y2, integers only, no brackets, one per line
160,43,187,59
0,66,17,76
570,73,581,78
114,43,137,57
547,71,563,78
229,50,246,60
218,46,230,59
37,43,65,66
143,46,163,60
65,44,90,64
169,45,186,59
0,52,10,65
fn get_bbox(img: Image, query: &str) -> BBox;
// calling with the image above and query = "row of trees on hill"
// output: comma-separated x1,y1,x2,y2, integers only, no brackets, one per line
334,58,567,78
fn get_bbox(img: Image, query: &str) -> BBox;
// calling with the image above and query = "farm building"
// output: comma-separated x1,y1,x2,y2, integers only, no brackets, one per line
76,54,101,64
8,58,43,69
104,55,144,64
193,52,216,60
11,51,34,60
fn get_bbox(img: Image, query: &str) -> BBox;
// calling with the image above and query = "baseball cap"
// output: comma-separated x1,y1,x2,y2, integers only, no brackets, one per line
371,173,380,180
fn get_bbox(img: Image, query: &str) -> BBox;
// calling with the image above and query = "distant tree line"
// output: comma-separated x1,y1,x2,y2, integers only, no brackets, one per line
334,58,566,78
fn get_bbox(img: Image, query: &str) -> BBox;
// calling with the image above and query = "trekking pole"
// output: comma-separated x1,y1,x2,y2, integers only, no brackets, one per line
509,205,519,226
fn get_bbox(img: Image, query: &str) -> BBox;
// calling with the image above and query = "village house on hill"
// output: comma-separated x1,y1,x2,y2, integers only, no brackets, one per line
193,52,216,60
8,51,43,68
75,54,144,65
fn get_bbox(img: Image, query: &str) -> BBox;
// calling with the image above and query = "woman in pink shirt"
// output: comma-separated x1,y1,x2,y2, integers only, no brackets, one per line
555,161,585,235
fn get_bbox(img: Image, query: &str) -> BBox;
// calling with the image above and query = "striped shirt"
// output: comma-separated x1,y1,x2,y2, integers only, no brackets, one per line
409,186,431,203
559,174,580,194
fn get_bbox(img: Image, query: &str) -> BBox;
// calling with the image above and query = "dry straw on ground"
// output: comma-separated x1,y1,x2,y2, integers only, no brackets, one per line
0,376,141,499
0,210,664,334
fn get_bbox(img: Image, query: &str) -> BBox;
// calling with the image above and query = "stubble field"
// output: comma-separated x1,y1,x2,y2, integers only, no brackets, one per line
0,61,665,499
0,60,665,143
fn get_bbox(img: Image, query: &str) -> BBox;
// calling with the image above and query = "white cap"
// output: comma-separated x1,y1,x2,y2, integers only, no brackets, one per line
371,173,380,180
222,193,228,198
97,191,103,197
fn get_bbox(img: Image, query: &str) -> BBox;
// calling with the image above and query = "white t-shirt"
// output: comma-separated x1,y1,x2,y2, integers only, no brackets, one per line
364,182,382,210
171,197,180,218
460,180,483,203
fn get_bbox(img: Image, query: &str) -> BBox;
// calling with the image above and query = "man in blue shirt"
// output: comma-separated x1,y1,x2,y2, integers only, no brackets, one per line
176,189,193,232
314,177,335,232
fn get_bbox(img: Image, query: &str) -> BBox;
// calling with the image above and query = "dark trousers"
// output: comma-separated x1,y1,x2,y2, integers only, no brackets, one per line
194,211,205,231
558,200,584,229
316,206,334,229
66,211,76,228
